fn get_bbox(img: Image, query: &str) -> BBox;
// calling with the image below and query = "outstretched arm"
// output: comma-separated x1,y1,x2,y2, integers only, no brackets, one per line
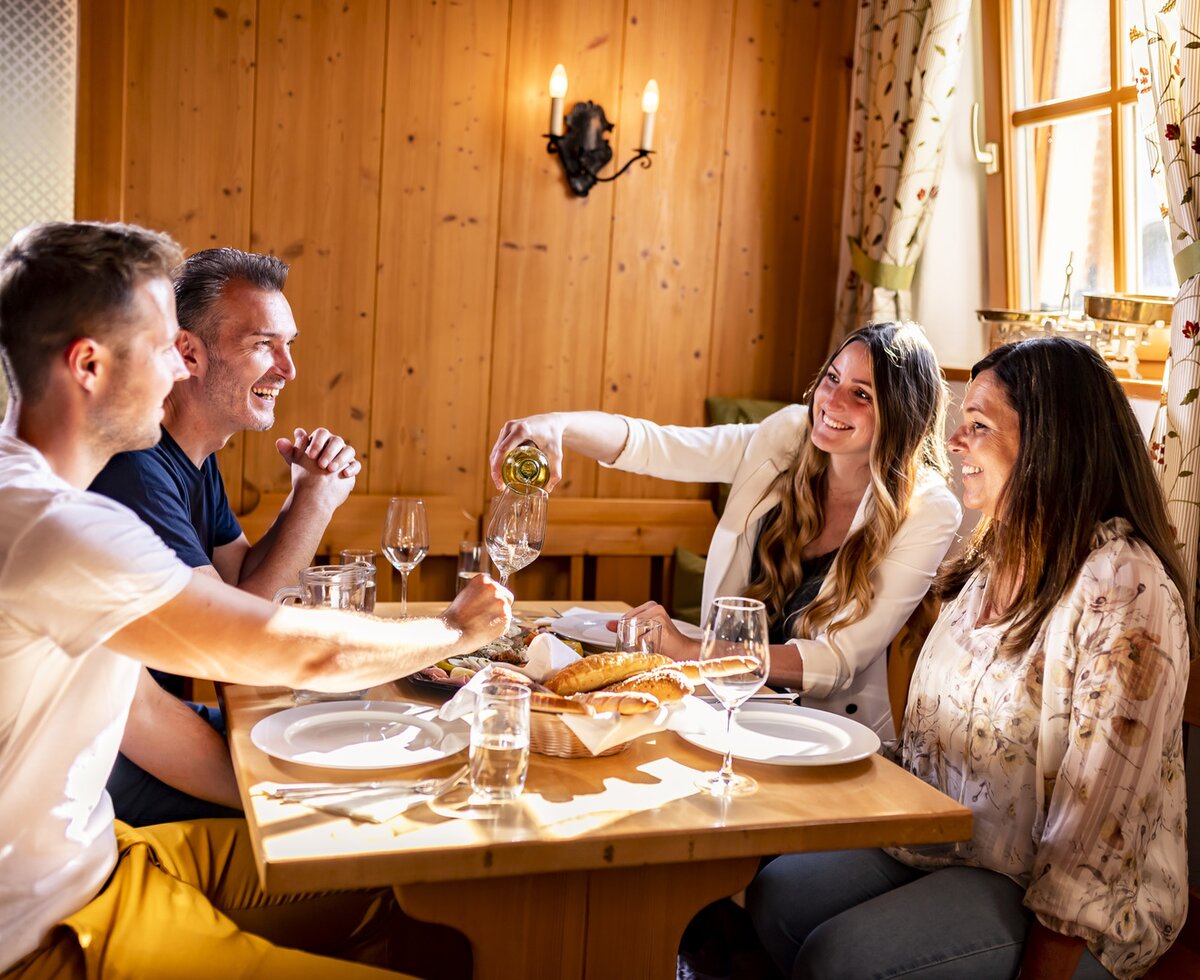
489,412,630,491
109,571,512,692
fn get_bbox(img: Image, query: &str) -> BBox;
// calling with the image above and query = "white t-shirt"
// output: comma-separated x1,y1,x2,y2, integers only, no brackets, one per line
0,435,191,970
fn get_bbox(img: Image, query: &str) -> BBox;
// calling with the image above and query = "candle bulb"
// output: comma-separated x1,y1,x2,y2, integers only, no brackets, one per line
549,64,568,137
640,79,659,152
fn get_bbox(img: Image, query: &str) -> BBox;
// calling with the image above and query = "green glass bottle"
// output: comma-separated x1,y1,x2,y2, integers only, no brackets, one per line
501,444,550,490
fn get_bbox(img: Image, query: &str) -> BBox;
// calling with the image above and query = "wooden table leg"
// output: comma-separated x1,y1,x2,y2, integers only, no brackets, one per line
395,857,758,980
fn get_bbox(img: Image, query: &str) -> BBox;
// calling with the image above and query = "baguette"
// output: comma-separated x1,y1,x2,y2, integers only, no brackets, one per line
603,666,694,703
571,691,661,716
544,651,671,696
487,665,594,716
674,656,761,683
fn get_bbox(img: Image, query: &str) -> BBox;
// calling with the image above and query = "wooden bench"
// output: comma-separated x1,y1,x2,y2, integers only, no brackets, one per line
235,492,718,605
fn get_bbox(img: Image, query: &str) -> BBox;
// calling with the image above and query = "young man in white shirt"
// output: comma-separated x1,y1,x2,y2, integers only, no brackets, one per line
0,221,509,977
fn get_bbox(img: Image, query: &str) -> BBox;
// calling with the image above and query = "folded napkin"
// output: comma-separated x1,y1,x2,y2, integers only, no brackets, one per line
279,786,442,823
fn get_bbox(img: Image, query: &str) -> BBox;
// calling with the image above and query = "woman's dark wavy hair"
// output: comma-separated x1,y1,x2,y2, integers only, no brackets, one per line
936,336,1197,656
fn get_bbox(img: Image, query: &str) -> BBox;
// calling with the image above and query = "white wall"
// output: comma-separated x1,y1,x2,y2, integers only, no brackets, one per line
912,3,989,371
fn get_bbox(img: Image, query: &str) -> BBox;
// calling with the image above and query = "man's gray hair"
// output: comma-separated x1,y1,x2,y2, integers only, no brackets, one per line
173,248,288,344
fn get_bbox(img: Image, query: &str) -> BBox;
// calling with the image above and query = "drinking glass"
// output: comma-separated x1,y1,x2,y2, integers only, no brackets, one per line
469,681,530,803
616,617,663,654
339,548,377,614
696,597,770,798
381,498,428,617
456,541,484,594
273,564,373,704
484,484,548,590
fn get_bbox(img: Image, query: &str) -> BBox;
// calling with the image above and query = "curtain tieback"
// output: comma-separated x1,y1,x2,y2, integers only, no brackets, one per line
848,237,917,291
1175,239,1200,284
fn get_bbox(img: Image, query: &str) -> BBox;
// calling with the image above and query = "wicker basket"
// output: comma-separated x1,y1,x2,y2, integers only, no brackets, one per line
530,709,630,758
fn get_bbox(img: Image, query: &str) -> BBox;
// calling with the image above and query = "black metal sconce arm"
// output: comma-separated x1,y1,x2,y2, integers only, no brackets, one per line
545,101,653,197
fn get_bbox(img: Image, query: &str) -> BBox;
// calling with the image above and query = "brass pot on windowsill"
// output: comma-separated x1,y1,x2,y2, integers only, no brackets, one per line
1083,293,1172,381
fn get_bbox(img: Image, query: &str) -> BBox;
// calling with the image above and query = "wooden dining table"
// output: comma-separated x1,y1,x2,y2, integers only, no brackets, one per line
224,600,972,979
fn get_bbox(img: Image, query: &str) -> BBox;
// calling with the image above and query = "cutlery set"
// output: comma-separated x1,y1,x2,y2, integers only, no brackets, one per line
265,764,468,803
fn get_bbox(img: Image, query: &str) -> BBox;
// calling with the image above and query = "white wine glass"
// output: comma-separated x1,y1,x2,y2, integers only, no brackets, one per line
485,484,548,591
381,497,429,617
696,596,770,798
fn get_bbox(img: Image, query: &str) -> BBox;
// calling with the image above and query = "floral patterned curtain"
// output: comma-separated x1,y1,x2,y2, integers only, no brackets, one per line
1129,0,1200,606
831,0,974,349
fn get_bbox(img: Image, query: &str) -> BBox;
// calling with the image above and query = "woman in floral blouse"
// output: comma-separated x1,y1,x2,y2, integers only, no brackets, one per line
746,337,1193,979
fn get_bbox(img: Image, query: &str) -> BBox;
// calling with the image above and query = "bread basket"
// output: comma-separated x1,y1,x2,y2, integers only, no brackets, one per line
530,708,630,758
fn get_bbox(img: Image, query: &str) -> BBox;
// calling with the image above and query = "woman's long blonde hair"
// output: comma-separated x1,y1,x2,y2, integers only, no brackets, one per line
744,321,949,641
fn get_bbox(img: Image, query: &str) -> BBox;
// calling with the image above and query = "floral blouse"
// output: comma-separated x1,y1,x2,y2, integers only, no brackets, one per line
891,520,1189,978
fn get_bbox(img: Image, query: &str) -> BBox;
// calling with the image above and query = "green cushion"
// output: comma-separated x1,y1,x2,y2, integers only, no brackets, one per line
671,546,707,626
704,396,791,516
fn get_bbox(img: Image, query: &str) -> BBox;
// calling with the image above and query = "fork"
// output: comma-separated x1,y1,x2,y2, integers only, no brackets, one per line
264,764,468,801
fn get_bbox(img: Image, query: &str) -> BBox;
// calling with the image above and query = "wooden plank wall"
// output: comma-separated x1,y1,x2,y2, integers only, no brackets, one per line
75,0,856,600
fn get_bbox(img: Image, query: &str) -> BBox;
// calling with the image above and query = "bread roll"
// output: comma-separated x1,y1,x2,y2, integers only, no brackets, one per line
674,656,760,683
529,691,594,716
603,666,694,702
544,651,670,696
571,691,660,716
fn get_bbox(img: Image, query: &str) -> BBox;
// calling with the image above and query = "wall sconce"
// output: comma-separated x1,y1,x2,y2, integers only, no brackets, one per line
544,65,658,197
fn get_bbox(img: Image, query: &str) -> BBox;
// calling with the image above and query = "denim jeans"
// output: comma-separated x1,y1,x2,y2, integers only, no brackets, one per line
745,849,1115,979
106,702,243,826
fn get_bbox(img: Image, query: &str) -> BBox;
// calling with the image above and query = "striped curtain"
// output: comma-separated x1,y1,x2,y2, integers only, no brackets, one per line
830,0,974,349
1129,0,1200,605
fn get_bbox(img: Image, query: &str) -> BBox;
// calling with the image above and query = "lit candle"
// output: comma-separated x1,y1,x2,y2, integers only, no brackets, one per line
640,79,659,152
549,64,568,137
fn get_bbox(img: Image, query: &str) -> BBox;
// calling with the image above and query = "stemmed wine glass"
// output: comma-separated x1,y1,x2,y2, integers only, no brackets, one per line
484,484,548,590
381,497,429,617
696,596,770,798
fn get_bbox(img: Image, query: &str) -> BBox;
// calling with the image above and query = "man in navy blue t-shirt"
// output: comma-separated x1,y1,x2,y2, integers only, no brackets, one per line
91,248,361,824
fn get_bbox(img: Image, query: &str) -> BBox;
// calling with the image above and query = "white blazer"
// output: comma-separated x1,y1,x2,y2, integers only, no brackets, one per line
605,405,962,739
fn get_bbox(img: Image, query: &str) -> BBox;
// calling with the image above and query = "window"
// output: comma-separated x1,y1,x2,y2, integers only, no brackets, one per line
984,0,1175,312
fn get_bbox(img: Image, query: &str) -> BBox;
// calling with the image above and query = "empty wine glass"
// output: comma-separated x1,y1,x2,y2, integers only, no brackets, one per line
696,596,770,798
484,484,548,590
381,497,429,617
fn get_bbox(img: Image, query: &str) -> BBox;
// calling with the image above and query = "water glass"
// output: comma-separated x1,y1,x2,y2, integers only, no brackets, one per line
616,617,663,654
469,681,530,803
273,564,373,704
339,549,377,613
456,541,484,594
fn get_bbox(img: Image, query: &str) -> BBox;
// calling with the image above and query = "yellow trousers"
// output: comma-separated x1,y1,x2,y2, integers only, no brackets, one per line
3,819,417,980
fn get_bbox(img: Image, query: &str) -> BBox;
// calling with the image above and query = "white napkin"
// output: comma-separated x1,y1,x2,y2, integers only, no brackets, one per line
521,632,582,681
279,787,442,823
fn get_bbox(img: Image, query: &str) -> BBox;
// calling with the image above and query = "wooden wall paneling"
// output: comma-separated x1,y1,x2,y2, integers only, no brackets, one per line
487,0,626,499
245,0,387,501
75,0,126,222
369,0,511,511
789,0,857,395
596,0,737,500
121,0,257,511
709,0,842,403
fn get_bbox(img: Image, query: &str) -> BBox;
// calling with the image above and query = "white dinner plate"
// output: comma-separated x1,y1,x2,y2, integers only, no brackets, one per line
250,700,468,770
550,613,704,650
677,703,881,766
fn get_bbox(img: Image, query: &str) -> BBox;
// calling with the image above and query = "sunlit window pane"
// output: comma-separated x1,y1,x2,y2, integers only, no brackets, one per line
1122,105,1175,296
1013,0,1110,108
1015,112,1115,311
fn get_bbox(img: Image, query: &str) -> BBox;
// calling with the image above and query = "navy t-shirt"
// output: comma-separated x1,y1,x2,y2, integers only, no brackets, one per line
89,427,243,568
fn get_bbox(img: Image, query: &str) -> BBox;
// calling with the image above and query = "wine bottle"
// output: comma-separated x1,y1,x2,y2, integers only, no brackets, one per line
501,444,550,490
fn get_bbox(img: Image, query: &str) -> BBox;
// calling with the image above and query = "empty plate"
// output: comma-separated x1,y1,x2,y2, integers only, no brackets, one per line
550,613,703,650
676,703,881,766
250,700,469,769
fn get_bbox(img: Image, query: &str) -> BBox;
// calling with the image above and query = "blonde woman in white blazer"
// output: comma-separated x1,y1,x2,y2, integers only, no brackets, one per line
491,322,962,739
